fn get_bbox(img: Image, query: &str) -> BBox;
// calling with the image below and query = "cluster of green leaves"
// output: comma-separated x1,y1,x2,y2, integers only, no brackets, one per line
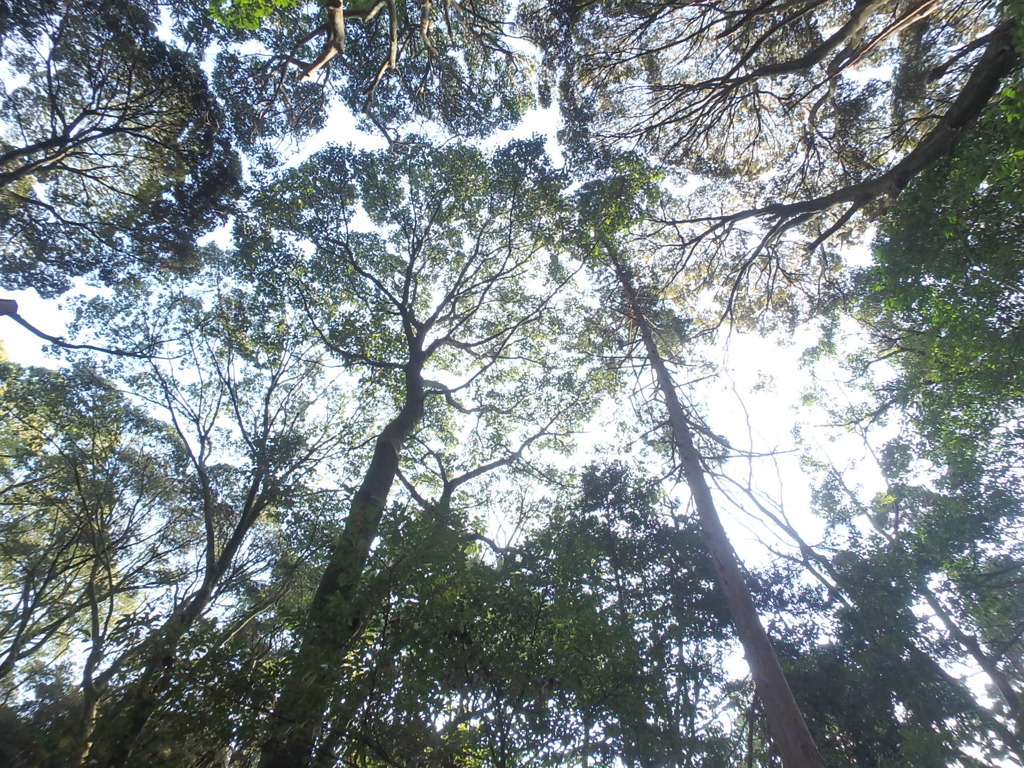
0,0,240,296
799,90,1024,766
210,0,298,30
850,98,1024,545
205,0,532,164
280,464,732,768
0,358,187,765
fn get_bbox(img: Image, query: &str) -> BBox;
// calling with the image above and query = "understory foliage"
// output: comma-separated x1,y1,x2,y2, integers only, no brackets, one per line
1,0,1023,766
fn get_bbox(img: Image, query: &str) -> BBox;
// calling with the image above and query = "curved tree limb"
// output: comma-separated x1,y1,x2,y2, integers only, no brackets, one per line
299,0,348,82
660,20,1020,235
1,300,161,359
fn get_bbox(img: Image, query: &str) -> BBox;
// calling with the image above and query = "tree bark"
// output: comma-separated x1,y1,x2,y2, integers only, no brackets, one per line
89,607,207,767
258,347,427,768
607,245,825,768
299,0,347,82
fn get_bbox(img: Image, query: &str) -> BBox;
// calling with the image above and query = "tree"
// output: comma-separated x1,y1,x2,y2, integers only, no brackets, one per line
0,260,354,766
319,463,733,768
525,0,1016,212
791,96,1024,762
521,0,1022,328
0,0,240,296
554,155,823,766
608,247,824,768
247,138,602,767
0,357,188,765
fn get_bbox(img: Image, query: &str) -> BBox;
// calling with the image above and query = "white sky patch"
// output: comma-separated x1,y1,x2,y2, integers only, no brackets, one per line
155,6,178,45
683,326,828,565
197,216,237,250
287,98,390,168
0,57,29,91
843,233,876,268
481,101,564,166
844,64,895,84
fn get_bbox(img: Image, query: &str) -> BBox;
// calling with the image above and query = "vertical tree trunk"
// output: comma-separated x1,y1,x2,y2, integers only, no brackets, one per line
746,698,756,768
89,613,199,767
76,566,105,768
608,247,825,768
86,482,276,767
258,352,427,768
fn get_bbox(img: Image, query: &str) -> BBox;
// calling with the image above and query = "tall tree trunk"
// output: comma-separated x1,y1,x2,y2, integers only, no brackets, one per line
259,350,427,768
84,473,276,767
607,246,825,768
89,607,206,767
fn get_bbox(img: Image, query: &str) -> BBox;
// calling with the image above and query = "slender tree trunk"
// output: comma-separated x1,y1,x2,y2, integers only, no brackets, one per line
258,350,427,768
918,584,1024,731
608,247,825,768
75,563,107,768
746,697,755,768
87,483,274,766
76,695,100,768
89,611,199,767
581,715,590,768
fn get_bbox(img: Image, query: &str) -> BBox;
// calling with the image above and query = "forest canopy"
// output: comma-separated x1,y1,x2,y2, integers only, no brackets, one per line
1,0,1023,767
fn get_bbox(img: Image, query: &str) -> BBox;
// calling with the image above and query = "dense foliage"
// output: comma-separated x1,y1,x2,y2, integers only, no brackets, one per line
1,0,1022,766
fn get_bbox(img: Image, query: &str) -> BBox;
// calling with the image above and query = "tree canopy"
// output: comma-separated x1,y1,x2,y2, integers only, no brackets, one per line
1,0,1023,767
0,0,241,296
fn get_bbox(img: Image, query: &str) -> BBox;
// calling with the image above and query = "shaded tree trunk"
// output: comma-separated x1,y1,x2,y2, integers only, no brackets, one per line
607,246,825,768
89,602,214,767
87,469,276,766
259,348,427,768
